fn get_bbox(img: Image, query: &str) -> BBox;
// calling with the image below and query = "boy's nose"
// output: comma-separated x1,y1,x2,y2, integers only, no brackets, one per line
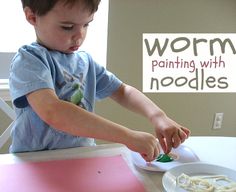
72,29,84,45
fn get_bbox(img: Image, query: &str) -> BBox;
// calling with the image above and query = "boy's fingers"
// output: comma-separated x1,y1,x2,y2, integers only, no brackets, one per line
141,146,159,162
181,127,191,138
153,145,160,159
141,153,152,162
172,132,181,148
157,136,167,153
165,136,172,154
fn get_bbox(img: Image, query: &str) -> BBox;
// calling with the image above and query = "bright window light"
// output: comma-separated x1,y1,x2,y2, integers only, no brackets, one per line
0,1,109,66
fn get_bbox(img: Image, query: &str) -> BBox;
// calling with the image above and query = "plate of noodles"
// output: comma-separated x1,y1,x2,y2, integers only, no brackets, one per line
162,162,236,192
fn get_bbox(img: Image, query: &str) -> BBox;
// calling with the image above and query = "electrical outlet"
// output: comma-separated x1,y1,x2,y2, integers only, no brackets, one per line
213,113,224,129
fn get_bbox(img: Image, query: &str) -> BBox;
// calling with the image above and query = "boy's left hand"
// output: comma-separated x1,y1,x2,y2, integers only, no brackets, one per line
152,114,190,154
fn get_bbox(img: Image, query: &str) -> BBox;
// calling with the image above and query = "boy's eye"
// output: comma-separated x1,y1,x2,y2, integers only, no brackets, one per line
84,23,89,28
61,25,74,31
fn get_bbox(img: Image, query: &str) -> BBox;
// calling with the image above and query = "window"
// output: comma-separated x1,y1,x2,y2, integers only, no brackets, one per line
0,1,109,65
0,1,109,100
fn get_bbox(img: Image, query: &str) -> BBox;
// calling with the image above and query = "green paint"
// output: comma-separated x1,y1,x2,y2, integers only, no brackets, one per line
155,153,174,163
70,84,83,105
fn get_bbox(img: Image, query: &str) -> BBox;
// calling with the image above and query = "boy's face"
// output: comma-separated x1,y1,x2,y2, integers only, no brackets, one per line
28,2,94,53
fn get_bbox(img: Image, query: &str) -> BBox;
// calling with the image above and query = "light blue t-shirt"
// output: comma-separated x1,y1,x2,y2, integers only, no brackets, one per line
9,42,122,153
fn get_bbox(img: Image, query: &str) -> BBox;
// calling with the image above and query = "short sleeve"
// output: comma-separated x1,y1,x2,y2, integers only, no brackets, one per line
90,59,122,100
9,46,54,108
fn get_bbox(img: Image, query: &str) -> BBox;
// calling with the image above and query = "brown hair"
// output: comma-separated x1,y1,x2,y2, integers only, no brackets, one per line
21,0,101,16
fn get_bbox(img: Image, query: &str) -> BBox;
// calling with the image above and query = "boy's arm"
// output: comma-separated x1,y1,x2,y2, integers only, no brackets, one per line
26,88,159,162
110,83,190,153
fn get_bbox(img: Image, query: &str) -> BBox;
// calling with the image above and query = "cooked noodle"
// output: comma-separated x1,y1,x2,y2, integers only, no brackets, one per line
177,173,236,192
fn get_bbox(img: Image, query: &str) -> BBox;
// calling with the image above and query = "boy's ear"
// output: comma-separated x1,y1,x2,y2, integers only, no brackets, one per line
23,7,37,26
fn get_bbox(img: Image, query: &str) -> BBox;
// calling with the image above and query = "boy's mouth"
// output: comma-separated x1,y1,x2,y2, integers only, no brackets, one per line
69,46,79,52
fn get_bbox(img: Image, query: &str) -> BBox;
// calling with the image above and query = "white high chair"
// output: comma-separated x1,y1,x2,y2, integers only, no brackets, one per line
0,52,16,150
0,97,15,149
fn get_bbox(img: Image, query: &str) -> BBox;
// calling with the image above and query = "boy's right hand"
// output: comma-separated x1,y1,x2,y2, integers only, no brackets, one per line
126,130,160,162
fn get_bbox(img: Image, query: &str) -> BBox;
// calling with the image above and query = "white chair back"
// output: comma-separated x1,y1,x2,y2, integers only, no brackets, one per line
0,97,15,149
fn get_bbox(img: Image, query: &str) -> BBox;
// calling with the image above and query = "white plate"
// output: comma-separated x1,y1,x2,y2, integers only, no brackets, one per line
131,145,199,172
162,162,236,192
